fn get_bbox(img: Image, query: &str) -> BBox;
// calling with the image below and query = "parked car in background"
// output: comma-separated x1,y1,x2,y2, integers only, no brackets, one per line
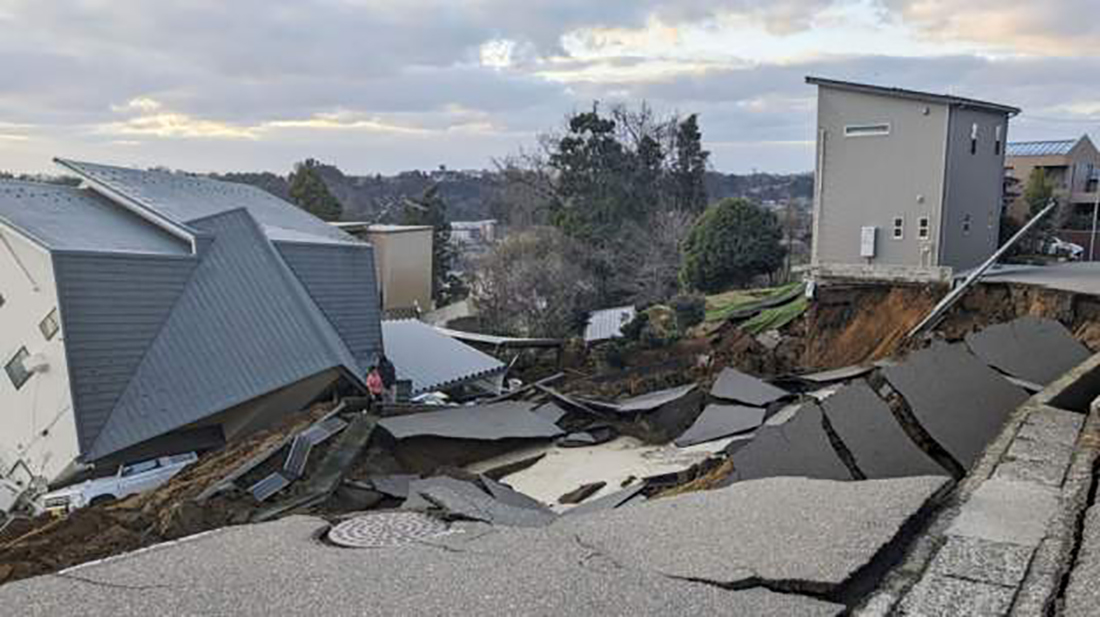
39,452,199,514
1045,237,1085,261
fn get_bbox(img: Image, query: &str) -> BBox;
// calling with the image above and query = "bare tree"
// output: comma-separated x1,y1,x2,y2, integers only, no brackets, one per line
471,227,597,338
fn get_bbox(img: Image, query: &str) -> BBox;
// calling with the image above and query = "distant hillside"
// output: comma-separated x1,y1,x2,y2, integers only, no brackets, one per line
213,165,813,224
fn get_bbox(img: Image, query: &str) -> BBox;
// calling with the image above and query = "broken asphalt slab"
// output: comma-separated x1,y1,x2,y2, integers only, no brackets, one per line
0,515,843,616
581,383,699,414
881,343,1029,470
710,367,790,406
563,475,950,602
674,403,765,447
377,402,563,441
403,476,557,527
728,402,855,482
965,316,1090,387
820,381,946,479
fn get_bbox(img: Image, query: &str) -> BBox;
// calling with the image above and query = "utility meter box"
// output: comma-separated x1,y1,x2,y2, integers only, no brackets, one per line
860,226,877,258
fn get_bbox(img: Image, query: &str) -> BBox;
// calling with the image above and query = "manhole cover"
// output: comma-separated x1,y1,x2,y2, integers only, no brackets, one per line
327,512,452,548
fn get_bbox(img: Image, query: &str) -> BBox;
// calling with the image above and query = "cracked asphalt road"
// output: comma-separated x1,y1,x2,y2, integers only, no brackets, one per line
0,476,947,616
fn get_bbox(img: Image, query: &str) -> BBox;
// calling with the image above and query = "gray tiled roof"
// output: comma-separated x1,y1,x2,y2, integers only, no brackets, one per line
0,181,188,254
381,319,506,395
1006,140,1077,157
54,159,356,245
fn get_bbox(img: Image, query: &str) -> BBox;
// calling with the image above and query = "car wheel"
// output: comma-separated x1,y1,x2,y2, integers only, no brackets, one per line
89,495,116,507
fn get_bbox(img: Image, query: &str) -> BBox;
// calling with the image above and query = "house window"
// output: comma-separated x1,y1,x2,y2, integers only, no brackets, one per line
39,309,59,341
970,123,979,155
845,123,891,137
5,347,31,390
892,217,904,240
995,126,1003,155
962,214,972,236
918,217,931,240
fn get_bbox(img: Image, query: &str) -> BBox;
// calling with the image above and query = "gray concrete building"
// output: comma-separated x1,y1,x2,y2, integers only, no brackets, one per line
807,77,1020,281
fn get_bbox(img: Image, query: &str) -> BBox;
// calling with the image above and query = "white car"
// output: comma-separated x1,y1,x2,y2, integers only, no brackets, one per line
40,452,198,513
1046,237,1085,260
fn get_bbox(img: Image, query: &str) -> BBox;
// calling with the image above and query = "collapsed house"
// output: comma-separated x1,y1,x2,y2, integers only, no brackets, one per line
0,160,383,486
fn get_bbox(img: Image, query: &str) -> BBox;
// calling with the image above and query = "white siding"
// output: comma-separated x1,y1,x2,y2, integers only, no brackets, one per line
0,229,79,482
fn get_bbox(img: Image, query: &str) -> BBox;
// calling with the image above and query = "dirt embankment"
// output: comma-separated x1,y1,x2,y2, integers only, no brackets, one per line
0,402,336,586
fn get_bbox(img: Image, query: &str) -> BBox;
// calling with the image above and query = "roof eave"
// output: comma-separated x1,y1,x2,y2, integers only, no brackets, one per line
806,76,1020,116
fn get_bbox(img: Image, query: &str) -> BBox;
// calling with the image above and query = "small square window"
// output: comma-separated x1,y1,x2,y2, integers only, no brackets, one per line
5,347,31,390
892,217,904,240
918,217,931,239
970,123,979,155
962,214,972,236
39,309,59,341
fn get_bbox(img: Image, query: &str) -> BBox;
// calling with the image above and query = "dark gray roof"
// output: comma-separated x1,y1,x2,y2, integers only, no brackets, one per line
806,76,1021,115
377,402,563,441
77,209,361,459
0,181,188,254
1006,139,1077,157
55,159,356,246
382,319,506,394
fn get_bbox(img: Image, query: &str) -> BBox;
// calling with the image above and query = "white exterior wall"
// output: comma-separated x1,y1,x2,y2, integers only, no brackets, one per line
0,229,79,482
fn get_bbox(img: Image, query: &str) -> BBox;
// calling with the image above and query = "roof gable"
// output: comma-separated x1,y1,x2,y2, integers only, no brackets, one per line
85,208,360,460
0,182,189,255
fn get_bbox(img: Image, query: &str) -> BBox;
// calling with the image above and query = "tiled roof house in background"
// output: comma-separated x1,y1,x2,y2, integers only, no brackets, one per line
0,160,383,485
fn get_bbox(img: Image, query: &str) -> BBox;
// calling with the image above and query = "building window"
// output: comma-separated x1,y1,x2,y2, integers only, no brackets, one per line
39,309,59,341
0,293,4,308
918,217,931,240
845,123,891,137
970,123,979,155
5,347,31,390
892,217,904,240
994,126,1003,155
962,214,972,236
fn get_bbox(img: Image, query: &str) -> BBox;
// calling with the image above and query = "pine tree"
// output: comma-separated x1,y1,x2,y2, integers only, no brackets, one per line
404,185,467,306
288,158,343,221
671,114,709,214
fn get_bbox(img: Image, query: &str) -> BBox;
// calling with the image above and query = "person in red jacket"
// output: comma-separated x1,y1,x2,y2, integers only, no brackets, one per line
366,366,384,403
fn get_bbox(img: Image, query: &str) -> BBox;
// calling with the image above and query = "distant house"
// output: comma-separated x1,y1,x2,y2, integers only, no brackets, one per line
0,160,382,485
806,77,1020,281
450,220,498,245
1004,136,1100,223
336,223,434,313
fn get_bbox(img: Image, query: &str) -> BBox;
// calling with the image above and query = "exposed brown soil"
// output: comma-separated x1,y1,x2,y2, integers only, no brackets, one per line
0,402,336,586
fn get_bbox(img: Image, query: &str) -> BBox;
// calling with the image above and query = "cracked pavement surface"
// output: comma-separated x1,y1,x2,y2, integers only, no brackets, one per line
0,475,949,616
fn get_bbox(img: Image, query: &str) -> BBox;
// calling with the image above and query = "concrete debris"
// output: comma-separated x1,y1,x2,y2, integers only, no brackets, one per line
368,474,419,500
404,476,558,527
728,403,854,482
478,476,550,512
710,367,790,406
881,343,1028,469
819,381,946,479
673,404,765,448
531,403,568,426
377,402,564,441
559,481,607,505
965,315,1090,386
582,384,699,414
558,426,617,448
564,484,647,517
798,364,875,384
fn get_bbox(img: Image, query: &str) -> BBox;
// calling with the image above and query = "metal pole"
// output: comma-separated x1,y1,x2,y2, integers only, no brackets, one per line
908,199,1057,339
1091,180,1099,261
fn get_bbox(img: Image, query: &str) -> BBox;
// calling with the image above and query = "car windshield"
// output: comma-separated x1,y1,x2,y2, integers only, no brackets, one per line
120,460,159,477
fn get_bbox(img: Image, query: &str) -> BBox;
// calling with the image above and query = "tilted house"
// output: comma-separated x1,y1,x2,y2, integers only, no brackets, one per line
807,77,1020,281
0,160,382,484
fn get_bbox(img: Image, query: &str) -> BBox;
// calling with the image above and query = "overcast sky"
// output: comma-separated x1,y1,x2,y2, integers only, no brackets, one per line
1,0,1097,175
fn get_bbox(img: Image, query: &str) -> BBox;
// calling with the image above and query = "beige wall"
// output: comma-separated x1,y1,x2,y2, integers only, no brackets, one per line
0,229,80,483
813,87,949,268
366,228,433,312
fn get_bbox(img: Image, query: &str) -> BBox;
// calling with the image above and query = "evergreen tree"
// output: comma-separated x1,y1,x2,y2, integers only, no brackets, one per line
680,198,786,292
404,185,467,306
288,158,343,221
670,114,709,214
